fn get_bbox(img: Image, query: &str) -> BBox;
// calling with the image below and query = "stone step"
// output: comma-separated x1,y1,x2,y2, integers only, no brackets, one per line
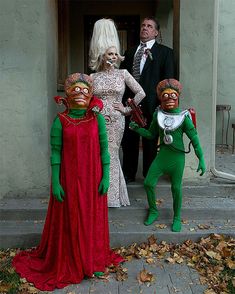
0,218,234,249
1,185,235,221
109,218,235,246
0,198,48,221
1,183,235,249
127,182,235,198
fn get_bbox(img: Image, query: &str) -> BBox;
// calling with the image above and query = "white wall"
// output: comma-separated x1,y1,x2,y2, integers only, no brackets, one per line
0,0,58,199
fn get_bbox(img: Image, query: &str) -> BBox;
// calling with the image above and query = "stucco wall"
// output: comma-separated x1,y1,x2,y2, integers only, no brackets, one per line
0,0,58,199
216,0,235,146
180,0,214,182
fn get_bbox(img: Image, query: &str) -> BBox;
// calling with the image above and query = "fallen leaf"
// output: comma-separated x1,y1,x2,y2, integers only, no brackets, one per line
155,224,167,229
182,219,189,224
226,258,235,269
137,269,155,283
198,224,210,230
146,257,155,264
205,250,221,261
165,257,175,264
204,289,217,294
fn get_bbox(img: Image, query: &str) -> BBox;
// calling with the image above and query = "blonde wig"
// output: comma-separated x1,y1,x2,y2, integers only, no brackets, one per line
89,18,124,72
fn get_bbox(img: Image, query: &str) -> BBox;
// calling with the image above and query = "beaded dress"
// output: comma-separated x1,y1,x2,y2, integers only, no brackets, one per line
91,69,145,207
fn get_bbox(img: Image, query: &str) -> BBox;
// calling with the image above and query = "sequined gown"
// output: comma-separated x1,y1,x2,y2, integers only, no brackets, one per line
91,69,145,207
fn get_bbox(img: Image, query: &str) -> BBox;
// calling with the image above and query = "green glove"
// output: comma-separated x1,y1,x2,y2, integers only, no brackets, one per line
129,121,155,139
98,163,110,195
97,113,110,195
197,158,206,176
51,164,65,202
129,121,140,130
191,134,206,176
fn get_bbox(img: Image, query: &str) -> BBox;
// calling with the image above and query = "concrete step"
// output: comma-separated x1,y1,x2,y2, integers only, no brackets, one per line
110,218,235,246
1,184,235,221
1,218,234,249
0,183,235,249
0,220,43,249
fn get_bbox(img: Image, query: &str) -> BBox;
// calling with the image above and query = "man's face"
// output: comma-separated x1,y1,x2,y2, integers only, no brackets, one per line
140,19,158,43
160,88,179,111
66,82,92,109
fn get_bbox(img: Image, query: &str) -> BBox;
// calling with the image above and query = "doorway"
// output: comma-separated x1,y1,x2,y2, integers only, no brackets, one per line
57,0,179,90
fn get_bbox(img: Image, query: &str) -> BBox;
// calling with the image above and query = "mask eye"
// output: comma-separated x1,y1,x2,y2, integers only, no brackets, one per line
171,93,177,98
83,88,89,94
75,87,81,92
163,93,169,98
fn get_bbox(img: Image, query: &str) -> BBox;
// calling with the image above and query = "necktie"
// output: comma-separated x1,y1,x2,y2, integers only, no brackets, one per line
132,43,146,82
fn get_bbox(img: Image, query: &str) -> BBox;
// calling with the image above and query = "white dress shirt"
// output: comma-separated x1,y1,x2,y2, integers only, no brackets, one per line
134,39,155,74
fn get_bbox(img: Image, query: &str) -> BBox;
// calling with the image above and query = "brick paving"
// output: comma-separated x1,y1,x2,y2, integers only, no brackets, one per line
48,258,207,294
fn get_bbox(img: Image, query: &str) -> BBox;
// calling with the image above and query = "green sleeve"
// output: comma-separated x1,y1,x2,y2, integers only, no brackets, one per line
132,112,159,140
97,113,110,194
50,116,62,165
184,116,204,160
97,113,110,165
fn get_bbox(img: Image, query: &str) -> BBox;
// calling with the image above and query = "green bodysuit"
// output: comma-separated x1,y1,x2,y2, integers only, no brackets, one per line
130,107,205,232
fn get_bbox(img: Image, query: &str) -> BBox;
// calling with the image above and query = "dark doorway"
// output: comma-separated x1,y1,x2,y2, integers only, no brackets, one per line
57,0,179,90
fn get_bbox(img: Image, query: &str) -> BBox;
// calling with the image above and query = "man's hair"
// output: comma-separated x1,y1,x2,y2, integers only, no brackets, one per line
142,17,160,31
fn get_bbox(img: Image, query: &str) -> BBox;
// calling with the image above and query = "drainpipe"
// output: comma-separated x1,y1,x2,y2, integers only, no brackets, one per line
210,0,235,181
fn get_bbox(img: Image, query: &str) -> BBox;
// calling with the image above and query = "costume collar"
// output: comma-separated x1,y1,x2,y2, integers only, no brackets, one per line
157,107,189,131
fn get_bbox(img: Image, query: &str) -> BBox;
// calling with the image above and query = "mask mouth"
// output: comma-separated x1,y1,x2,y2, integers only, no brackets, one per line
162,100,178,109
74,98,86,103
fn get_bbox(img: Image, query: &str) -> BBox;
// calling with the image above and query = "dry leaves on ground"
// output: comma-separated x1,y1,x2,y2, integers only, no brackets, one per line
115,234,234,294
1,234,234,293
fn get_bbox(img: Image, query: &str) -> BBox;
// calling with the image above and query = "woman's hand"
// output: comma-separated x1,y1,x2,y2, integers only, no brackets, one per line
113,102,125,114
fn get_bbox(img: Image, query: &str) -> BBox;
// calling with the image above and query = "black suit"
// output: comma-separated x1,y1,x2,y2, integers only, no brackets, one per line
121,41,175,179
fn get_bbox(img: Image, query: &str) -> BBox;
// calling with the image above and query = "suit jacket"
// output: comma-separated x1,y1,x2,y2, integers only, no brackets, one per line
121,41,175,124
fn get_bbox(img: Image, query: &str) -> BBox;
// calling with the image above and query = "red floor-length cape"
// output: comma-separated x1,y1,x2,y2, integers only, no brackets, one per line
13,105,123,291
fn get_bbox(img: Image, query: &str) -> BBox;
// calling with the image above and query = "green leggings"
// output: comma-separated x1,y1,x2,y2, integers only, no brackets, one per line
144,146,185,222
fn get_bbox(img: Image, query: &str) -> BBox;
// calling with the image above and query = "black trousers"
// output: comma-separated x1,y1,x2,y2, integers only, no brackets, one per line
121,117,158,179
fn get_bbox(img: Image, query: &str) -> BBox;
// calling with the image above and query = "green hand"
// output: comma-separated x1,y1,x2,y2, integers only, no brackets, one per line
51,164,65,202
129,121,140,130
190,134,206,176
98,163,110,195
98,178,109,195
52,183,65,202
197,158,206,176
